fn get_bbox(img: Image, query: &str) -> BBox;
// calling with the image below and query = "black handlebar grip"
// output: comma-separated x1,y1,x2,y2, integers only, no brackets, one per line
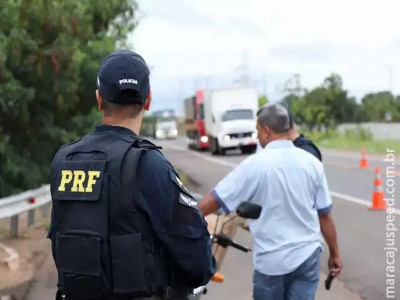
325,273,334,290
229,239,250,252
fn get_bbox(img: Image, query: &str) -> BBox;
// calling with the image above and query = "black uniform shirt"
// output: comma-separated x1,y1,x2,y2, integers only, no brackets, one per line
98,125,216,289
292,134,322,162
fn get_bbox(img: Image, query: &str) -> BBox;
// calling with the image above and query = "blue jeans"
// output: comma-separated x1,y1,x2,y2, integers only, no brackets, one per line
253,247,322,300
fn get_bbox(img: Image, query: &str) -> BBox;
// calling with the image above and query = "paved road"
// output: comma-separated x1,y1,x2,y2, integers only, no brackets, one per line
155,138,400,300
25,138,399,300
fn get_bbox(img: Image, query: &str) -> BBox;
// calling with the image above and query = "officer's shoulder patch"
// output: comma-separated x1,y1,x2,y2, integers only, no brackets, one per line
169,170,190,193
53,160,106,201
169,170,199,209
179,192,198,208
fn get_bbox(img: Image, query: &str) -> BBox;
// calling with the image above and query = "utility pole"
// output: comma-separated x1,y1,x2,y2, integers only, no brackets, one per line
179,77,184,104
262,73,267,96
233,52,250,86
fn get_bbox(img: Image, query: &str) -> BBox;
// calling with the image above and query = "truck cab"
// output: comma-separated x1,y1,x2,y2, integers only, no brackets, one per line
155,116,178,139
150,110,178,140
184,90,209,150
204,87,258,155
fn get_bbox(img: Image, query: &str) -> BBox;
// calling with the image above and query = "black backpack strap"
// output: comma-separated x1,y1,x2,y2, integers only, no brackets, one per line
133,138,163,150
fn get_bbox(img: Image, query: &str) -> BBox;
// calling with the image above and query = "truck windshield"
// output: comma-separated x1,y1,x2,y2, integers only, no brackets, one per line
200,104,205,119
158,116,176,122
222,109,253,121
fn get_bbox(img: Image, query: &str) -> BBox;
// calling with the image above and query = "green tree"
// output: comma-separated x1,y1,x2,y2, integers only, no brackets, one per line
258,95,269,107
361,92,400,122
286,73,363,131
323,73,361,123
298,87,333,131
283,73,305,97
0,0,138,197
281,93,299,113
280,74,306,124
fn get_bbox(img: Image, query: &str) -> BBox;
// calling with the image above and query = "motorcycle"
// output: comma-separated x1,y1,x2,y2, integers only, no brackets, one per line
188,201,262,300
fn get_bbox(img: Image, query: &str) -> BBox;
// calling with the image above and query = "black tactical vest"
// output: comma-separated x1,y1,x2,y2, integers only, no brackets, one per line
49,130,168,299
293,134,322,162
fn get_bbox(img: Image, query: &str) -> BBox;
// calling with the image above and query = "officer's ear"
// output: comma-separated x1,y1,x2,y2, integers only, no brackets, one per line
144,90,152,111
96,90,104,111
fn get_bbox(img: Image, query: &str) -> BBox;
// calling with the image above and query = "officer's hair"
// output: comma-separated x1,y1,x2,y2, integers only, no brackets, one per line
103,91,145,118
257,103,290,134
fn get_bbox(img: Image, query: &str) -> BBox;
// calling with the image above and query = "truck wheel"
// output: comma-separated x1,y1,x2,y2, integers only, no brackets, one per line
216,140,225,155
211,138,218,155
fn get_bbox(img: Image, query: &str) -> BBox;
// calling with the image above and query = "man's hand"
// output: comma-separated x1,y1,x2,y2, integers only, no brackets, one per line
328,254,342,277
239,220,250,232
318,212,342,277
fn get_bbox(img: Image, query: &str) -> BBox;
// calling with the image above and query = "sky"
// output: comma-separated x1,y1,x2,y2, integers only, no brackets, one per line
129,0,400,115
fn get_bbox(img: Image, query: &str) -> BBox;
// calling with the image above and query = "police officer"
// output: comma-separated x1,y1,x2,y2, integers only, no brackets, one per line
287,113,322,161
48,50,216,300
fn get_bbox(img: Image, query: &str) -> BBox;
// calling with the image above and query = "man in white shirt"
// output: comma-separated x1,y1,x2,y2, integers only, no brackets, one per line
199,103,342,300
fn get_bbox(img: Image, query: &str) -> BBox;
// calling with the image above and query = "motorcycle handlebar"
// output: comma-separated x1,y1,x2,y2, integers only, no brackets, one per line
212,233,251,253
229,239,251,253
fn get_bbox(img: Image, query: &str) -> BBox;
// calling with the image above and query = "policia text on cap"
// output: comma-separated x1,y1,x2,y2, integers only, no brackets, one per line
48,50,217,300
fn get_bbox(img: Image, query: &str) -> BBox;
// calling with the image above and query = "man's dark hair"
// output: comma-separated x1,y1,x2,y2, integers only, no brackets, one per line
103,90,146,118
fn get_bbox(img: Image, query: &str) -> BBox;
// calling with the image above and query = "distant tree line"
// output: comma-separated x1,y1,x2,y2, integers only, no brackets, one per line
280,73,400,131
0,0,137,197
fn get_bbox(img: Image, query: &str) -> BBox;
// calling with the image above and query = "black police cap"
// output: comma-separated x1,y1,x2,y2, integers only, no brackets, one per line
96,50,150,104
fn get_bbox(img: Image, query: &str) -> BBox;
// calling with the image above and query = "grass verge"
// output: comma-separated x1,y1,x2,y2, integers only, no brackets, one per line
303,131,400,154
178,171,188,185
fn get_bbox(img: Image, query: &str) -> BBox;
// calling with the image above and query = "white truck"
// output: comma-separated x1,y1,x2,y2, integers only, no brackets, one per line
203,87,258,155
155,118,178,139
152,110,178,139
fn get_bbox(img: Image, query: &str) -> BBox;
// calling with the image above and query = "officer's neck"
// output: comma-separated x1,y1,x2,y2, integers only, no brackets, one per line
288,128,300,141
102,117,141,135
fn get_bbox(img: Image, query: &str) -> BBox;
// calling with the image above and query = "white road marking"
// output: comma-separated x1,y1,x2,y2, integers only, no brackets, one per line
163,144,400,215
164,145,237,167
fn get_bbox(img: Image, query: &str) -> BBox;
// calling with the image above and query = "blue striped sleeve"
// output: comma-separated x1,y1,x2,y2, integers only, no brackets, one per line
211,189,231,214
317,204,333,215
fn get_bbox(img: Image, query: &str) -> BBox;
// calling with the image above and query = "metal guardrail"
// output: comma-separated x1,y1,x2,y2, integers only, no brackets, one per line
0,188,219,239
0,184,51,238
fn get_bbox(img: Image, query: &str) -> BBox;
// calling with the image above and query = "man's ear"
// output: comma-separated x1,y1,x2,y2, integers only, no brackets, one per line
96,90,104,111
144,90,152,111
262,124,270,137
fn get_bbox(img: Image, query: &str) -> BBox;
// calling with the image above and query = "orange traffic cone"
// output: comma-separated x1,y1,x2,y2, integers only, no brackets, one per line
360,148,368,169
369,168,387,211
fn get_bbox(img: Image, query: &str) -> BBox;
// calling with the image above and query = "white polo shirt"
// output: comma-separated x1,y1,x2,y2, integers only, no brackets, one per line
212,140,332,275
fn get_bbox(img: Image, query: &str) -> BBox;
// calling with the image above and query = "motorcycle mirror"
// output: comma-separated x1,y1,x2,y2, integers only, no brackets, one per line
236,202,262,219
